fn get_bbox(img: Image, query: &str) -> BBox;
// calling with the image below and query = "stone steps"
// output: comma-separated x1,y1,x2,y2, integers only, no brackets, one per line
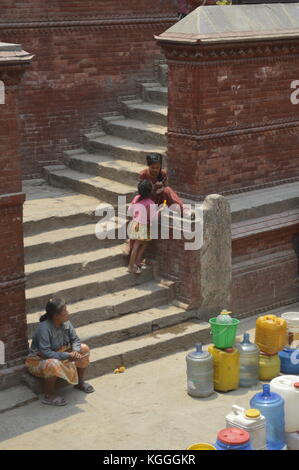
84,132,166,165
26,280,174,338
77,304,194,349
64,148,143,186
25,244,125,289
84,320,210,380
24,220,123,263
26,265,155,312
44,165,136,205
140,82,168,105
121,99,167,126
100,116,167,146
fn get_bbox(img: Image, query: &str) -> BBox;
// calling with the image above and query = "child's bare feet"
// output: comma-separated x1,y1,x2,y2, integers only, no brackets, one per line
122,242,131,256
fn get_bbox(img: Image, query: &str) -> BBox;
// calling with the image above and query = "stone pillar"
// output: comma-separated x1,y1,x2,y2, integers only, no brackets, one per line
200,194,231,318
0,42,33,363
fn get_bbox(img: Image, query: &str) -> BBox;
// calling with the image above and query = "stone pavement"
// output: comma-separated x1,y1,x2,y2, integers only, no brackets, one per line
0,303,298,450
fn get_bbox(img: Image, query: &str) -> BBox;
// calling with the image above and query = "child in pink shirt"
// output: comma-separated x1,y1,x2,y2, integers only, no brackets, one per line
127,180,161,274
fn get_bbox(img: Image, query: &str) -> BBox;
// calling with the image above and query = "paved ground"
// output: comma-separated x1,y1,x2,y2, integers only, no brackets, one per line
1,304,297,450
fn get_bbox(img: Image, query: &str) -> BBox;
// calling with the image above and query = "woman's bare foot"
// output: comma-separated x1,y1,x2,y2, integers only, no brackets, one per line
127,265,142,274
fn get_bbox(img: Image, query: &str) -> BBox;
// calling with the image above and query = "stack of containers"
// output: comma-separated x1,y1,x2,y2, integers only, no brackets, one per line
208,310,240,392
254,315,287,381
279,312,299,375
270,375,299,450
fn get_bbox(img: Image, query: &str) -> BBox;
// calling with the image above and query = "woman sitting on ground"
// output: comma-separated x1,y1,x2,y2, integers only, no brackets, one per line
25,297,94,406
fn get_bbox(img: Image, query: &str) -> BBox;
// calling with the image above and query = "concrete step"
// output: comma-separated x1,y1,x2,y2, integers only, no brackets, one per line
44,165,136,205
24,221,123,263
23,179,102,236
64,149,143,186
101,116,167,146
0,385,38,414
121,99,167,126
25,245,125,289
84,132,166,165
0,364,26,391
84,320,210,380
27,280,174,338
77,304,194,349
26,265,155,312
141,82,168,105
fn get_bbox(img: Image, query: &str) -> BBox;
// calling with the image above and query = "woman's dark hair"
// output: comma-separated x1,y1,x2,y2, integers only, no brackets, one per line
40,297,66,322
137,180,153,201
146,153,164,181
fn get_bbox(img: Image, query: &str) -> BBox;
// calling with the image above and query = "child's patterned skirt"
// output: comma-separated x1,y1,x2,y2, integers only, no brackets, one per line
127,220,151,241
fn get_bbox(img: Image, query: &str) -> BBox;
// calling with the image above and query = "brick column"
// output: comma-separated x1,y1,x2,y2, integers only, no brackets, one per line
0,42,33,363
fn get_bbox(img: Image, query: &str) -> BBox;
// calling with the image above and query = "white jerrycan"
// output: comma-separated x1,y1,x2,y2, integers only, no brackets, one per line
270,375,299,433
226,405,267,450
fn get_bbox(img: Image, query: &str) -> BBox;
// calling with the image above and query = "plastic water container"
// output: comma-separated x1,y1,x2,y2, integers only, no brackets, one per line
186,443,216,450
279,347,299,374
270,375,299,432
186,344,214,398
255,314,287,355
208,346,239,392
235,333,259,387
250,384,285,450
259,352,280,381
215,428,252,450
216,309,233,324
281,311,299,348
285,432,299,450
209,311,240,349
225,405,266,450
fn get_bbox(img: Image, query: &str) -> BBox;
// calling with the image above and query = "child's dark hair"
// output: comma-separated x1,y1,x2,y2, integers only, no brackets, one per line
137,180,152,201
146,153,164,181
40,297,66,322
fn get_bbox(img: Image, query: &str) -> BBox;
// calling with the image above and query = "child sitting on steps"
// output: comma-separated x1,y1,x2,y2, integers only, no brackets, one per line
127,180,164,274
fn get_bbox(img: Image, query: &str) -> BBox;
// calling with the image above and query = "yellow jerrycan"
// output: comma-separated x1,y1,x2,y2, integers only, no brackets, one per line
208,346,240,392
255,315,287,355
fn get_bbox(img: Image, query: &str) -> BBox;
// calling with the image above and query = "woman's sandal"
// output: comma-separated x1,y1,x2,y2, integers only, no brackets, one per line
74,382,95,393
42,395,67,406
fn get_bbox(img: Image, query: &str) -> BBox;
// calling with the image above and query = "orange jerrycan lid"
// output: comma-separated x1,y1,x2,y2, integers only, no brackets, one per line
218,428,250,445
294,383,299,389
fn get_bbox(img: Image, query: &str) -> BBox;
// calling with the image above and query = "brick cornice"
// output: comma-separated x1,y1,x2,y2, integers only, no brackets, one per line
0,16,177,33
161,40,299,65
0,192,25,212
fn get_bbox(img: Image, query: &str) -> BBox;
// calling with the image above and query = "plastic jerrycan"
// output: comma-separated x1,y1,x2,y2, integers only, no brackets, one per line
186,343,214,398
285,432,299,450
255,314,287,355
259,352,281,381
279,348,299,374
250,384,286,450
215,428,252,450
270,376,299,433
235,333,259,387
208,346,239,392
226,405,266,450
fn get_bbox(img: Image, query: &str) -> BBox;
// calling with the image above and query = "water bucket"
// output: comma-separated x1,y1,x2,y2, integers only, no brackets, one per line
209,317,240,349
186,443,216,450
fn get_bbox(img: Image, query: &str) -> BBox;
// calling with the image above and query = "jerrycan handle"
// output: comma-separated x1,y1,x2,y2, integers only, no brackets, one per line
232,405,244,415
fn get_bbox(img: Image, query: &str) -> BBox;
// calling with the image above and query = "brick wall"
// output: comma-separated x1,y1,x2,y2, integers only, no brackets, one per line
0,1,178,179
162,41,299,198
0,57,30,362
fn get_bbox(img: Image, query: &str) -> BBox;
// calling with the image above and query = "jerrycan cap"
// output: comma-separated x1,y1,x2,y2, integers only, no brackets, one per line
225,348,234,353
188,343,210,360
218,428,250,445
294,383,299,389
245,409,260,419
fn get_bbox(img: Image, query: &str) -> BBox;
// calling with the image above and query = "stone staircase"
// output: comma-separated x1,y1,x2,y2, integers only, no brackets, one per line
17,64,209,400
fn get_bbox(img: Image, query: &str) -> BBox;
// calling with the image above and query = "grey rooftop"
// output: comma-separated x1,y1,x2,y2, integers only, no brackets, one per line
157,4,299,44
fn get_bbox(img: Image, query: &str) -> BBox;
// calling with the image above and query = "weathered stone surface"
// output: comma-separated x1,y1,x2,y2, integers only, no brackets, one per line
200,194,232,318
